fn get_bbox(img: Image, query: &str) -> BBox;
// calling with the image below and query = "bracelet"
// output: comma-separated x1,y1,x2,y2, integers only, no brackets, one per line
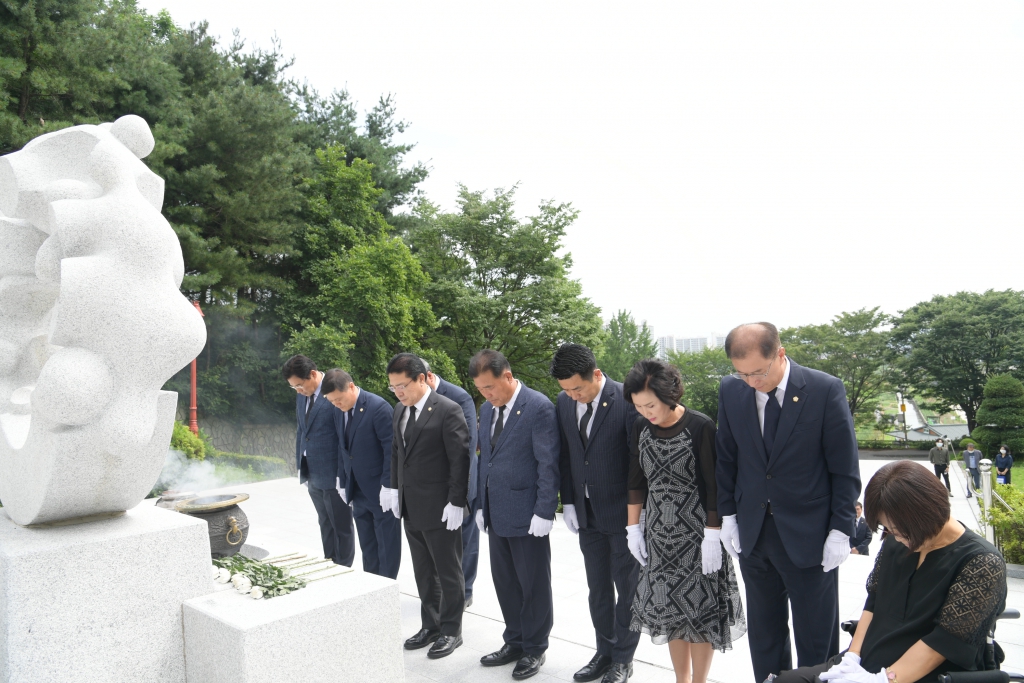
886,670,898,683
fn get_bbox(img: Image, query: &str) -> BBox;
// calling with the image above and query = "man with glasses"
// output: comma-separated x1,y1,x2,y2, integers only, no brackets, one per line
282,355,355,567
384,353,471,660
714,323,860,683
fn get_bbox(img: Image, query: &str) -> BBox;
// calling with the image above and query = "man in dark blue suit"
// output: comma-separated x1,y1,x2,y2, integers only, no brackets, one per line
424,361,481,607
283,355,355,567
551,344,639,683
715,323,861,683
472,349,559,681
321,368,401,579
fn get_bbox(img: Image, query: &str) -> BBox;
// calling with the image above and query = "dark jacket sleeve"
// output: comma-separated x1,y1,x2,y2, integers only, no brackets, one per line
557,397,575,506
532,398,561,520
334,407,347,485
443,401,471,507
821,378,861,536
715,382,740,518
697,417,721,527
627,417,647,505
390,407,400,489
373,399,394,489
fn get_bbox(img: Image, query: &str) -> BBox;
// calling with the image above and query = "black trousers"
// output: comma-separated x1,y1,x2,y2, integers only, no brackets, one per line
771,653,845,683
490,531,554,656
406,525,464,636
739,514,840,683
307,483,355,567
462,496,481,598
579,499,641,663
351,477,402,579
934,464,951,491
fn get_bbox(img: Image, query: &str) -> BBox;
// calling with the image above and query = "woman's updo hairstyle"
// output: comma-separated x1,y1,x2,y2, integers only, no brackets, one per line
623,358,684,408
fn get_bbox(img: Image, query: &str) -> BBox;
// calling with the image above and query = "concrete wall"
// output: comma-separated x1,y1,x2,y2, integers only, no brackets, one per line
191,417,297,474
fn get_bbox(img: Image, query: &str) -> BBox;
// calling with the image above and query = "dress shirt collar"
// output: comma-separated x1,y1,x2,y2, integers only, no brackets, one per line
411,386,431,419
756,356,791,405
576,374,607,421
494,380,522,424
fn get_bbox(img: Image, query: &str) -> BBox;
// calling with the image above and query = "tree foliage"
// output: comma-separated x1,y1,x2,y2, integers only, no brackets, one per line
781,307,893,425
667,348,734,420
971,374,1024,456
596,310,657,382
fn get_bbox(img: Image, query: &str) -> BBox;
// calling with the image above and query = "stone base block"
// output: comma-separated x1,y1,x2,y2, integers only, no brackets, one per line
0,504,211,683
184,570,404,683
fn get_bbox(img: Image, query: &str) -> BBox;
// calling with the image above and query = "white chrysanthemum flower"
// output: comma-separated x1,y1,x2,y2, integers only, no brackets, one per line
211,566,220,580
250,586,265,600
215,568,232,583
233,576,253,593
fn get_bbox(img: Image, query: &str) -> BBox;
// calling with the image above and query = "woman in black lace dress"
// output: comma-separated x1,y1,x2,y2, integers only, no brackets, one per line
774,460,1007,683
623,359,745,683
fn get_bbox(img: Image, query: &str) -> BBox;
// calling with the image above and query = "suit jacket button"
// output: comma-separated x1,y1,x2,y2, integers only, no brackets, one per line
766,474,772,479
761,502,766,508
585,461,589,465
488,463,492,467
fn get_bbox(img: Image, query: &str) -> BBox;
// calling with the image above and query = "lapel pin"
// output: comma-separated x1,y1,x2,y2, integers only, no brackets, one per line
602,402,607,407
793,396,799,402
517,410,521,415
428,407,432,411
359,408,364,412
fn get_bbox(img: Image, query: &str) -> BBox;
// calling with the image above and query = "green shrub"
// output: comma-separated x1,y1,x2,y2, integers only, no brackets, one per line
972,374,1024,457
207,451,291,478
171,421,206,461
987,483,1024,564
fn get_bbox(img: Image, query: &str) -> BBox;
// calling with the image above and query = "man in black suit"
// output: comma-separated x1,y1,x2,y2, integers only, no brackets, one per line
849,501,872,556
423,360,481,608
384,353,471,660
550,344,639,683
282,355,355,567
715,323,861,683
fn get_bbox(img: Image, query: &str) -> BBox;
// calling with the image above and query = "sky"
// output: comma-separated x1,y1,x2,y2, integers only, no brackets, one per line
137,1,1024,339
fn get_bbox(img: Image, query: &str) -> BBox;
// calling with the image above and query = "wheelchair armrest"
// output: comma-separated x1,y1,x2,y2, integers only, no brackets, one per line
841,620,858,635
997,608,1020,620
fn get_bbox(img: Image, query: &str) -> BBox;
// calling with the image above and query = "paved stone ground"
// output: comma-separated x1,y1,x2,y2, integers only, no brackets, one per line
179,458,1023,683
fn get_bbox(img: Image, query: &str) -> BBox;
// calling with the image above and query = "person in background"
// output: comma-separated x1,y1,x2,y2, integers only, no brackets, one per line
473,349,559,681
282,355,355,567
321,368,400,579
962,443,981,497
385,353,471,660
550,343,641,683
929,438,952,496
849,502,871,556
995,445,1013,485
423,359,481,608
625,359,745,683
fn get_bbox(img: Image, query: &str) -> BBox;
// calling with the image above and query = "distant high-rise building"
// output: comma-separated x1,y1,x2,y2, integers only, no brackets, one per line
656,336,676,359
710,333,726,349
676,337,708,354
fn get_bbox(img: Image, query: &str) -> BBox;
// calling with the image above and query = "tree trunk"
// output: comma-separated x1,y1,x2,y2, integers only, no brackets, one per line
17,36,35,122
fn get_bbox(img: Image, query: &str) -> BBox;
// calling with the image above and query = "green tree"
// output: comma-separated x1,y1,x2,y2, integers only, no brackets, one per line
596,310,657,381
410,186,604,400
971,374,1024,457
667,347,734,420
781,307,893,424
890,290,1024,431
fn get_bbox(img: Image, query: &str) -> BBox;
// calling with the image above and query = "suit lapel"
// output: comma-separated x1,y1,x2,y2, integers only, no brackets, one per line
562,398,584,450
582,381,615,453
404,392,440,456
771,361,808,460
492,384,529,456
742,387,769,466
345,391,367,448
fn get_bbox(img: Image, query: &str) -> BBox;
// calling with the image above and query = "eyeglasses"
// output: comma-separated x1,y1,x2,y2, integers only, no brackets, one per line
288,383,305,391
388,380,413,393
731,356,776,381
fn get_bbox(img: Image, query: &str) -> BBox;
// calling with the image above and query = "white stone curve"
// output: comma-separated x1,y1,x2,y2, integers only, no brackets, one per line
0,115,206,525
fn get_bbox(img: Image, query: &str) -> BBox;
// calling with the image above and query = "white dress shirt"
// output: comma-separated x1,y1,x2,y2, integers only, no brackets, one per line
490,380,522,437
400,386,432,445
755,357,791,435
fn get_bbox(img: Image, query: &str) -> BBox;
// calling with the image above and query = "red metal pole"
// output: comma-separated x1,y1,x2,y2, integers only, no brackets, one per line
189,300,205,435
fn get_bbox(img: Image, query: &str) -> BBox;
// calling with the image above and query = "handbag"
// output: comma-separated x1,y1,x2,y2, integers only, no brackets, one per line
997,475,1007,485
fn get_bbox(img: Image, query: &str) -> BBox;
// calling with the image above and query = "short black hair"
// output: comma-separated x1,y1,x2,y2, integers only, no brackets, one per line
468,349,511,379
550,344,596,381
864,460,950,551
724,323,780,360
321,369,353,394
282,355,316,381
623,358,683,409
386,353,427,382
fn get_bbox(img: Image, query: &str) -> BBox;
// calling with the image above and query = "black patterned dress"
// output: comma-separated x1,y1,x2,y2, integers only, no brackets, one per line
628,408,746,649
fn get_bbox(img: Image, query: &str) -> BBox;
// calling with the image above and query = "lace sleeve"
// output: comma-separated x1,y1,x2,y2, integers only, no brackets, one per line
922,552,1007,669
697,418,720,528
863,542,884,612
627,417,647,506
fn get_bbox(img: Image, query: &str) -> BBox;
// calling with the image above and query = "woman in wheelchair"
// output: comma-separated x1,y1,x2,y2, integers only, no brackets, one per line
770,460,1007,683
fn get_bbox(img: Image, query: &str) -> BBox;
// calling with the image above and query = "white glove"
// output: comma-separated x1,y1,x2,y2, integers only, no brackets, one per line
819,659,886,683
821,652,862,680
379,486,391,512
336,477,347,504
626,524,647,566
441,502,464,531
528,514,554,537
720,515,741,559
389,489,401,519
562,504,579,534
701,527,723,575
822,528,851,572
475,508,486,533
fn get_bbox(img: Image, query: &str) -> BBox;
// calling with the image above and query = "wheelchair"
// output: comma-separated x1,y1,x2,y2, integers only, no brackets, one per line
838,608,1022,682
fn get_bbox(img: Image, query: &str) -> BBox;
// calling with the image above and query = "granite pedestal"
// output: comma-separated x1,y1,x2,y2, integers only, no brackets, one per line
183,569,404,683
0,504,211,683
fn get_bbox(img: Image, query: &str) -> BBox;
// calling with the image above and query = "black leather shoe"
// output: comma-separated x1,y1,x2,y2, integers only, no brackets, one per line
404,629,440,650
600,662,633,683
480,643,525,666
512,653,546,680
427,634,463,659
574,654,612,681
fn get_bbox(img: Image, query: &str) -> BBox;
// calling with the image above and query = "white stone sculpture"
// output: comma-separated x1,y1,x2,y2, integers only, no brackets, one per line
0,115,206,525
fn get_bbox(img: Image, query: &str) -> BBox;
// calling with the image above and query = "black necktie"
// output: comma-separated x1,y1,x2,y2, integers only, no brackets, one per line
579,402,593,449
491,405,506,449
404,406,416,445
305,393,315,423
763,388,781,458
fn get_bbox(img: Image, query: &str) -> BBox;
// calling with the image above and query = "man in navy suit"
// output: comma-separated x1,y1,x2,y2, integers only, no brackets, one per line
424,361,481,607
715,323,861,683
321,368,401,579
283,355,355,567
472,349,559,681
551,344,639,683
